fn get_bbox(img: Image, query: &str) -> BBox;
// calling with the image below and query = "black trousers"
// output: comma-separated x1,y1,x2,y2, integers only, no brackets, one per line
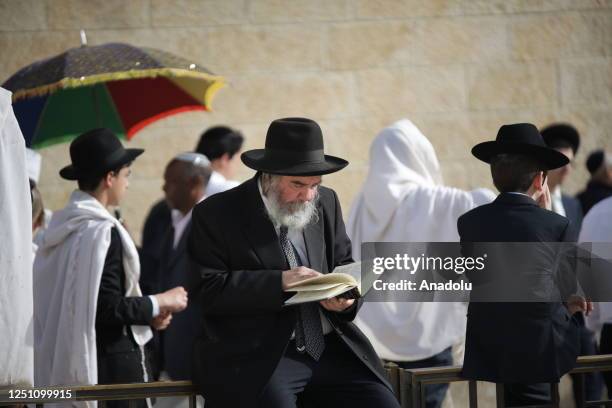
504,383,551,406
258,333,400,408
97,345,152,408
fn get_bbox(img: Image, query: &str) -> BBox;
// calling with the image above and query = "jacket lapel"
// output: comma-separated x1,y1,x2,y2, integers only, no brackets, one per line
166,223,190,270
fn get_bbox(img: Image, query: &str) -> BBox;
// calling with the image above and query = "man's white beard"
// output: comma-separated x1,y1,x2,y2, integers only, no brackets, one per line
265,183,319,230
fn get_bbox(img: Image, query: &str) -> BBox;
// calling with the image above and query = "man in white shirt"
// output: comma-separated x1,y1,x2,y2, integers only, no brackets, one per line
194,125,244,196
140,126,244,294
541,123,602,404
145,153,212,382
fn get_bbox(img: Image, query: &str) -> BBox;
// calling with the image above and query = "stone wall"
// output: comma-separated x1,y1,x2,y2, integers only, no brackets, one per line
2,0,611,245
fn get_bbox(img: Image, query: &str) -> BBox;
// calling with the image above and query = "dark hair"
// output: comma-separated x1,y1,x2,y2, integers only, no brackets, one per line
77,163,130,192
195,126,244,161
490,154,546,193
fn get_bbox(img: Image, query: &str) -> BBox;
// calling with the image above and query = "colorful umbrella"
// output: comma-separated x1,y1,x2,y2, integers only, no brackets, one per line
2,42,224,148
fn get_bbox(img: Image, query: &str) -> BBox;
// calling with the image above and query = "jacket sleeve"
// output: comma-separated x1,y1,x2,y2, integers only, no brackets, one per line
96,228,153,327
188,204,285,316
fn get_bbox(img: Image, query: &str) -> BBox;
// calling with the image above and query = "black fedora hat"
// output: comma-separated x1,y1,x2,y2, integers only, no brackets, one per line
241,117,348,176
540,123,580,154
472,123,569,170
59,128,144,180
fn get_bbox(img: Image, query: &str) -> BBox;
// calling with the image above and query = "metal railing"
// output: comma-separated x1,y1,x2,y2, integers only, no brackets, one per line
3,355,612,407
400,354,612,408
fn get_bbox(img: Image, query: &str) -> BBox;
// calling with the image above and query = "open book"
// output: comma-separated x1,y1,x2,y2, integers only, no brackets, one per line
284,262,362,305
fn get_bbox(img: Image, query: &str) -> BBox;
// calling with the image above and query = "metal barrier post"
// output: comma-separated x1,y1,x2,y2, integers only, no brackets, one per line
496,383,505,408
468,380,478,408
399,368,411,408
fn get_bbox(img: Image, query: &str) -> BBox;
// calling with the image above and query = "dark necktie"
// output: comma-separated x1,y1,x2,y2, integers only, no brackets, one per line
279,226,325,361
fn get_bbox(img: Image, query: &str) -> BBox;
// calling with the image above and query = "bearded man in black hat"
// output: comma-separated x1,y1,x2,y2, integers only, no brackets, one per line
188,118,400,408
33,128,188,408
458,123,592,406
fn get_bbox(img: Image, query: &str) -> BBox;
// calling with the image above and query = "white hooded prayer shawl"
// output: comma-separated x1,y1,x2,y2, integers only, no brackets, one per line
34,190,152,407
347,119,495,361
0,87,34,387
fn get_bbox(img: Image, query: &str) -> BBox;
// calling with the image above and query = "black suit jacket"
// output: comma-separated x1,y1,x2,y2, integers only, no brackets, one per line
96,227,153,383
187,176,390,407
458,193,580,384
159,222,203,380
140,199,172,296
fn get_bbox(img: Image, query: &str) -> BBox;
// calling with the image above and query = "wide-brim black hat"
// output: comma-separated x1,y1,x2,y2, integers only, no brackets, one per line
60,128,144,180
472,123,569,170
241,117,348,176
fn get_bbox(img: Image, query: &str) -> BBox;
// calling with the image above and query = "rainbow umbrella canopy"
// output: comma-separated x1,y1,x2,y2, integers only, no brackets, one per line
2,42,224,148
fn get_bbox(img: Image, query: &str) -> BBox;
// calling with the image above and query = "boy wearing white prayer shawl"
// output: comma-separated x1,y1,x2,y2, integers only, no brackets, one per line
33,128,188,408
347,119,495,408
0,87,34,389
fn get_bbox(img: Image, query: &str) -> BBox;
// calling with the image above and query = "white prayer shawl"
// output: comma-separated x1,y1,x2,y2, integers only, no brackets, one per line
0,87,34,387
579,197,612,332
347,119,495,361
34,190,152,407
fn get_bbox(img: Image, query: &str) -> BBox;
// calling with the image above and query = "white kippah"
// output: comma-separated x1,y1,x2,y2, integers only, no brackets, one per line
174,152,210,167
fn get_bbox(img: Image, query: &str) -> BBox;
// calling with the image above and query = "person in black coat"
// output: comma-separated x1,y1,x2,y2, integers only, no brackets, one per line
58,129,189,407
187,118,400,408
577,150,612,215
541,123,603,404
540,123,583,239
458,123,592,406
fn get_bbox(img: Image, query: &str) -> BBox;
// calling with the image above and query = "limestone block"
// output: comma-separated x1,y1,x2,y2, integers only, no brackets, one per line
356,66,466,118
90,28,211,72
322,166,369,218
467,62,557,110
0,0,47,31
509,12,611,60
326,21,414,70
354,0,461,18
0,31,76,82
47,0,150,29
561,58,612,106
121,178,165,245
208,25,322,73
210,71,357,123
151,0,247,27
415,114,473,160
250,0,349,23
462,0,568,14
412,16,507,64
462,0,612,15
318,118,387,166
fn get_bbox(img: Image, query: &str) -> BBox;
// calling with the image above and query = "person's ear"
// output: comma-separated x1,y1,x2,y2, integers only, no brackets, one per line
103,171,114,188
532,171,545,192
